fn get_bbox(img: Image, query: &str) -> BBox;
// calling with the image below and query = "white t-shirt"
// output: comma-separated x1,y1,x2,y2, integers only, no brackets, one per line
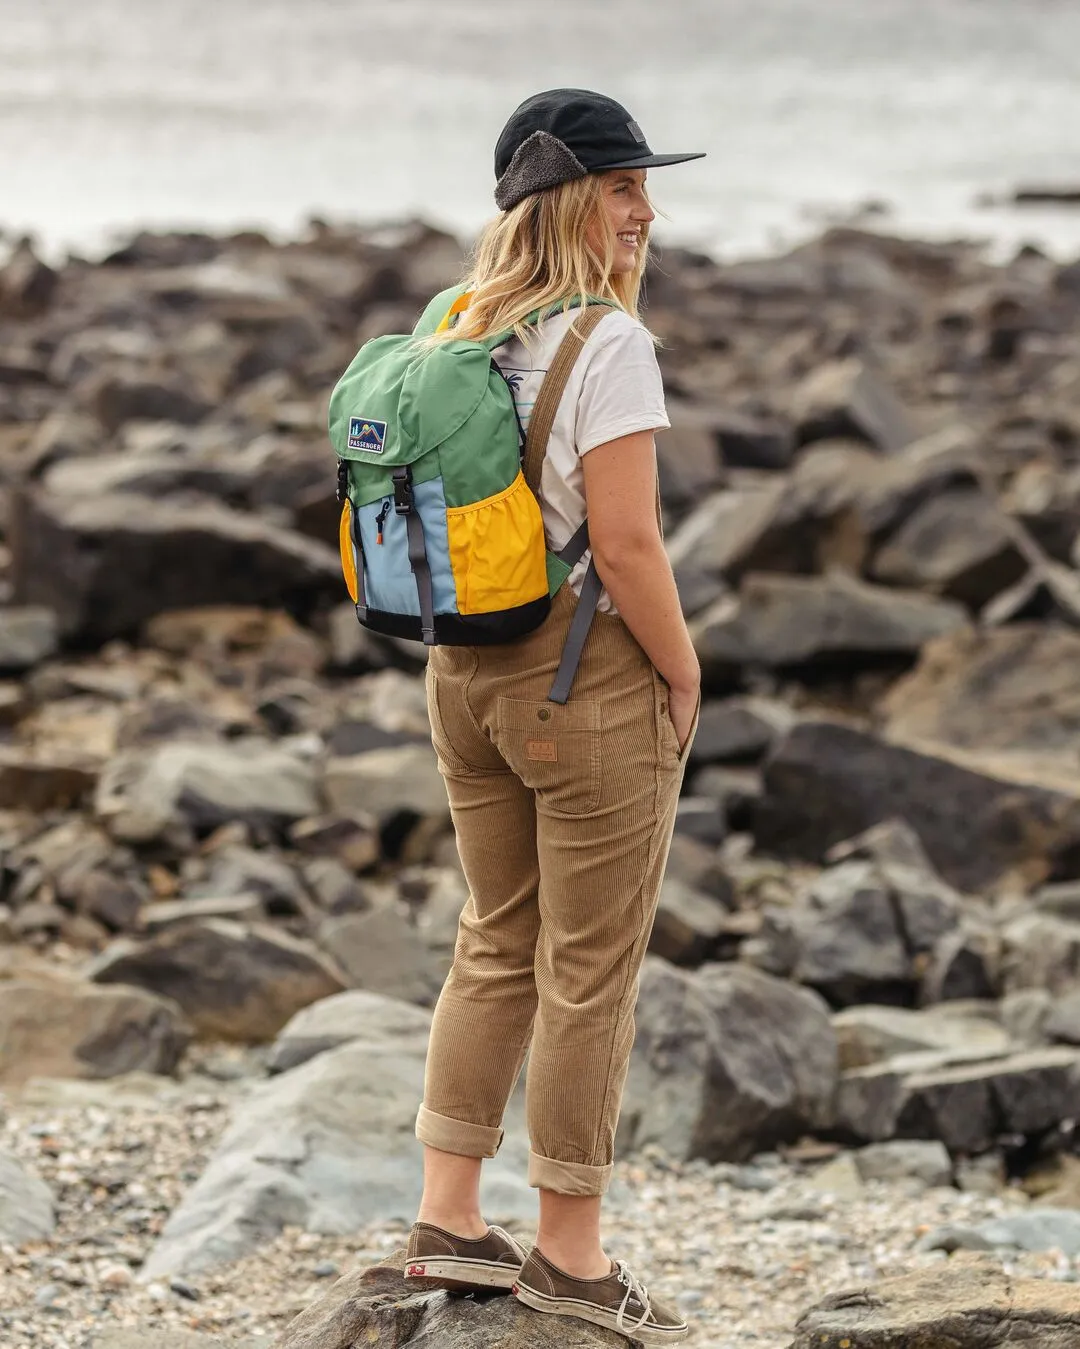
491,308,669,614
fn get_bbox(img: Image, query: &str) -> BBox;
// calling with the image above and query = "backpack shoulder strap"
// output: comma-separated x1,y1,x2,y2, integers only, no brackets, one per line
522,305,610,494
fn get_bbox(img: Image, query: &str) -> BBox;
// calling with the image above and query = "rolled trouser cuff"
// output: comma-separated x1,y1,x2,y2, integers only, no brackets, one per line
415,1104,503,1159
528,1150,613,1196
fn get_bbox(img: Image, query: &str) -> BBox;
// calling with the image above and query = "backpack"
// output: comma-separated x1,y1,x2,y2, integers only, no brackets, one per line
328,285,612,704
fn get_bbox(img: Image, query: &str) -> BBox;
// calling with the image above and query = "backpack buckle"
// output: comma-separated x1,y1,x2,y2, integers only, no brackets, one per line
392,468,413,515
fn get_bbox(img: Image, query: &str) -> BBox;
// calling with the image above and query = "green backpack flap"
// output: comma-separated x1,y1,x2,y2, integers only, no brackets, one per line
328,287,612,703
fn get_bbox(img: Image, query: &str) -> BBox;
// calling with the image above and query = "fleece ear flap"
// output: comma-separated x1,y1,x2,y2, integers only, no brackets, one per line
494,131,589,211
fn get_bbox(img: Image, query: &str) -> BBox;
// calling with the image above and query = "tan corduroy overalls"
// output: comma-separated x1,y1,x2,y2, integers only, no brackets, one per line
415,310,698,1197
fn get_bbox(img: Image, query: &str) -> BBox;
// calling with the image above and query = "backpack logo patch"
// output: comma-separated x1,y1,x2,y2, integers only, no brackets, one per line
348,417,387,454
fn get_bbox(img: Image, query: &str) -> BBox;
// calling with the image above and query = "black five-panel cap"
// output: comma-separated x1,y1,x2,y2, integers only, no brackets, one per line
494,88,705,212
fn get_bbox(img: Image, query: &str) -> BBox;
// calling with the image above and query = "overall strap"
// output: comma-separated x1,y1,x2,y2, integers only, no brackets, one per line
522,305,610,494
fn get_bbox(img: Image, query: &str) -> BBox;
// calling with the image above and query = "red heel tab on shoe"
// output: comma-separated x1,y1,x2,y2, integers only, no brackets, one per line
406,1263,427,1277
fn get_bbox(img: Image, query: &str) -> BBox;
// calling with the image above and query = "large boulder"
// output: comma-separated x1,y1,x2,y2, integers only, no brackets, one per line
617,958,837,1162
9,489,341,642
690,572,966,682
276,1250,626,1349
755,720,1080,892
0,975,191,1086
140,997,533,1278
832,1004,1010,1072
316,906,446,1006
0,1151,56,1245
95,741,320,844
790,1256,1080,1349
87,920,346,1041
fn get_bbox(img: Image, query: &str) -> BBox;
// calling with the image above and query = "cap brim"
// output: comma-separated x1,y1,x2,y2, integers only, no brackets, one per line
593,151,706,170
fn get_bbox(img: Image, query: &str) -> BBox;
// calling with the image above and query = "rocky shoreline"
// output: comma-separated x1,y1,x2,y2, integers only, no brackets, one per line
2,216,1080,1346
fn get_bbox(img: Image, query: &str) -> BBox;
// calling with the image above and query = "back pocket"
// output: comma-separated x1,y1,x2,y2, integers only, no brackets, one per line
496,696,601,816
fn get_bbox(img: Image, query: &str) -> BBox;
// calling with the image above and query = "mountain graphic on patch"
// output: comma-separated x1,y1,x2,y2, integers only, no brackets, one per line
347,417,387,454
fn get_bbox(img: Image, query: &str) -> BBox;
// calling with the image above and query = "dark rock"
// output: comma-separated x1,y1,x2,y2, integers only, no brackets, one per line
88,373,213,431
323,745,449,825
786,357,917,453
882,624,1080,763
691,572,966,682
299,857,375,915
654,400,724,510
790,1257,1080,1349
672,795,728,846
0,975,191,1086
871,487,1030,608
1046,992,1080,1045
0,241,58,319
687,696,793,766
275,1249,628,1349
9,490,341,642
711,406,795,471
755,720,1080,892
617,958,837,1162
982,559,1080,628
68,872,145,933
289,813,381,874
192,845,310,919
87,920,346,1041
0,751,99,811
836,1047,1080,1150
920,923,1001,1004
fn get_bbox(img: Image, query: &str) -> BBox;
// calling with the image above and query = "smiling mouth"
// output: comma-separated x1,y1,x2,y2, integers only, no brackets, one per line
617,232,640,246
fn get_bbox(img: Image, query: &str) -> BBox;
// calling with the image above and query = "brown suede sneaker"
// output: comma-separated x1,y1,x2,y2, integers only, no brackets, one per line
513,1248,689,1345
404,1221,528,1292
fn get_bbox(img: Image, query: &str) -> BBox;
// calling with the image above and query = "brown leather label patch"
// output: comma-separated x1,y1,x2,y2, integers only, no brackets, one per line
525,739,557,762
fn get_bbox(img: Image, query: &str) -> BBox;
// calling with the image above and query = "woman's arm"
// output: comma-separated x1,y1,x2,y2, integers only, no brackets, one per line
582,429,700,739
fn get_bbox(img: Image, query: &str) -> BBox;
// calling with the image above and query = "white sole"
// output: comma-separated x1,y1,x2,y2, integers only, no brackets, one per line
514,1280,689,1345
404,1256,520,1291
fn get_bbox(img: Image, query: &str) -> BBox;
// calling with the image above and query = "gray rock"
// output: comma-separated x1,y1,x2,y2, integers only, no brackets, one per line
0,976,191,1087
316,906,445,1006
276,1249,627,1349
1002,988,1054,1047
191,844,310,918
142,895,267,932
324,745,448,823
140,1001,532,1278
832,1004,1010,1072
0,606,59,672
691,571,966,680
755,720,1080,892
882,624,1080,761
88,920,346,1042
872,486,1028,608
920,921,1001,1004
854,1140,952,1188
837,1047,1080,1150
687,696,794,766
786,356,916,453
0,1150,55,1244
9,489,341,643
790,1257,1080,1348
1002,914,1080,998
648,877,731,968
267,989,434,1074
289,812,381,873
618,958,837,1162
95,741,320,844
923,1210,1080,1258
1047,991,1080,1046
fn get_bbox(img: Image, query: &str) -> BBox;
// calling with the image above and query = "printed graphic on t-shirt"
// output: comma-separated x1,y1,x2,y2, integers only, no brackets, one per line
499,365,548,430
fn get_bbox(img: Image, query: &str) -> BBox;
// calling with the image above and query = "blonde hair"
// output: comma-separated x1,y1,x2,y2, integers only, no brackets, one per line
426,173,652,347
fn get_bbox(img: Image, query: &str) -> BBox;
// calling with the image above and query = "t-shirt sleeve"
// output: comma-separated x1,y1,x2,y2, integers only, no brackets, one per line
574,317,670,455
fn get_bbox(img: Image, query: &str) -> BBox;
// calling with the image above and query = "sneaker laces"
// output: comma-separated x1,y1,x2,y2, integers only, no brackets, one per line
614,1260,653,1334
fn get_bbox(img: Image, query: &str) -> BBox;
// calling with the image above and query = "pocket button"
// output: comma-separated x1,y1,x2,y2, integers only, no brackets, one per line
537,708,551,721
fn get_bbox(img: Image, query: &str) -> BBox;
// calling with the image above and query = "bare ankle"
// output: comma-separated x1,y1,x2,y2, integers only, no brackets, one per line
415,1208,488,1239
535,1240,611,1281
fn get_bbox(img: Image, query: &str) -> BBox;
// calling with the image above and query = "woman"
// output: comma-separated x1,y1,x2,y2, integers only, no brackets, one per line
405,88,704,1345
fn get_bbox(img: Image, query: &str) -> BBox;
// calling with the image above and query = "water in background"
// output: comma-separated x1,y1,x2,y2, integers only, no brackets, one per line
3,0,1080,261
